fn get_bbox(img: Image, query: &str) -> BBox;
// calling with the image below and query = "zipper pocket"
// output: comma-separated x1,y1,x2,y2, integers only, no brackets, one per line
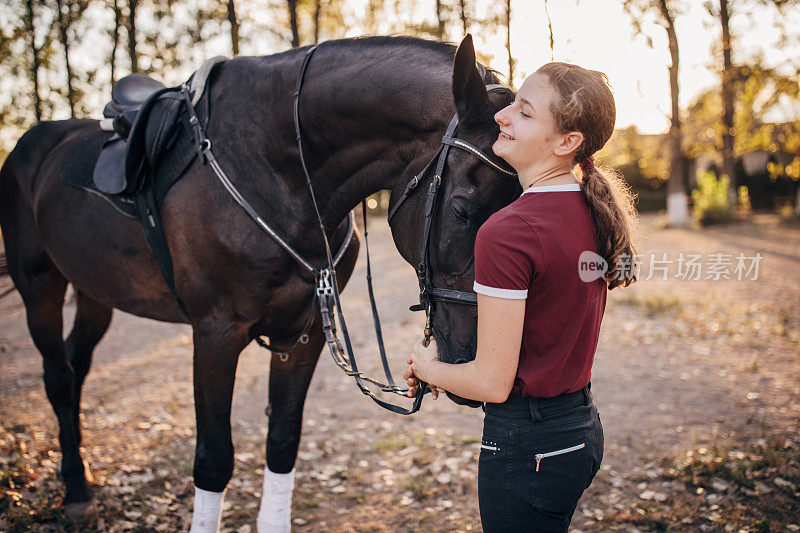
534,442,585,472
480,444,498,451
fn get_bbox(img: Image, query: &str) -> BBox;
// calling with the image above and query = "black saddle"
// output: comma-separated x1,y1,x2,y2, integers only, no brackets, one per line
93,73,184,195
63,58,226,319
103,74,166,116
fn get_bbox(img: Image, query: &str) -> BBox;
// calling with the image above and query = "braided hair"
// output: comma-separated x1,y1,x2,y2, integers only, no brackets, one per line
537,63,641,290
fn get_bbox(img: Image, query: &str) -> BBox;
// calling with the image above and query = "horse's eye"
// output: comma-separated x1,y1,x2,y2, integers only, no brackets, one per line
453,203,471,223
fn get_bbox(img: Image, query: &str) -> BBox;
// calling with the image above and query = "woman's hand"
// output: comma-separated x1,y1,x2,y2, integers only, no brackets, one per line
404,336,441,399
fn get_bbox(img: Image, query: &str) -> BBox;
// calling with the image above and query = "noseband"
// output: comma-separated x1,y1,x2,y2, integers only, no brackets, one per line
183,43,517,415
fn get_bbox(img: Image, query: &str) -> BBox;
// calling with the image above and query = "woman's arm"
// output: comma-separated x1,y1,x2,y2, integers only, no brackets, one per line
406,294,525,404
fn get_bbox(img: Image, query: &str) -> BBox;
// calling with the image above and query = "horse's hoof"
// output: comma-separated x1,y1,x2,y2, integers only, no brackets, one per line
65,498,99,525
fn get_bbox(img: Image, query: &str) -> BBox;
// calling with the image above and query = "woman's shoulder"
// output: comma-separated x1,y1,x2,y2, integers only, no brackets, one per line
477,203,538,250
481,203,525,231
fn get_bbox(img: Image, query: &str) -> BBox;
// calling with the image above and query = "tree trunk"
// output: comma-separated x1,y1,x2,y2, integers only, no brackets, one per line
287,0,300,48
505,0,514,86
459,0,468,35
128,0,138,73
313,0,322,44
24,0,42,122
796,182,800,218
56,0,76,117
111,0,121,85
544,0,554,60
435,0,445,39
660,0,688,226
719,0,736,209
227,0,239,55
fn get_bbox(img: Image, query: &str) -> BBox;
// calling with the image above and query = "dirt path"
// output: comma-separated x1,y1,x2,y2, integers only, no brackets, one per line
1,213,798,532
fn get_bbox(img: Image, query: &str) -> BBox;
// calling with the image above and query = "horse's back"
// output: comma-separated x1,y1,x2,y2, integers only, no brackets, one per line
2,119,98,207
0,119,189,321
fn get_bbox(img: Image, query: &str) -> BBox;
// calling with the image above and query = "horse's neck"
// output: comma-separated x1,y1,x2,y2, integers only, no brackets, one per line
289,53,453,227
217,46,453,230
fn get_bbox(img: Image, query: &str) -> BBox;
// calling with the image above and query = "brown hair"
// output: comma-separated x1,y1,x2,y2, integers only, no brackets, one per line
536,62,641,290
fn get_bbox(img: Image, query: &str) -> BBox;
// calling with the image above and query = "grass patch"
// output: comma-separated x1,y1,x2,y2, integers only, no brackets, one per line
292,490,320,511
404,477,434,500
615,293,683,316
658,438,799,530
343,490,366,504
369,433,409,454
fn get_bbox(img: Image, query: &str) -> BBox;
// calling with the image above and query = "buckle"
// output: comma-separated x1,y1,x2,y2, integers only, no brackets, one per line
316,269,334,297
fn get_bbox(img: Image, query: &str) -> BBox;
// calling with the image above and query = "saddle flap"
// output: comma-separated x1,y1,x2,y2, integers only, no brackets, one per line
124,90,184,195
144,95,183,164
93,134,128,195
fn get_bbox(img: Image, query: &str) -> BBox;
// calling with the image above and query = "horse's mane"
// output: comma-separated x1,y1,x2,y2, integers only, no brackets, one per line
345,35,457,56
325,35,504,87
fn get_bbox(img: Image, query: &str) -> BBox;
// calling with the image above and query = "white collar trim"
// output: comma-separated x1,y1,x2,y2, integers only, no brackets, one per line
522,183,581,194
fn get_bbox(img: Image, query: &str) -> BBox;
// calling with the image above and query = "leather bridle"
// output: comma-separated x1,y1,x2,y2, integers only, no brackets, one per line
183,43,518,415
386,103,518,349
295,45,517,414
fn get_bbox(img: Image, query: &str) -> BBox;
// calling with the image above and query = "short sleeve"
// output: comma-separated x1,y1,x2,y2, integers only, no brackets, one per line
473,212,536,299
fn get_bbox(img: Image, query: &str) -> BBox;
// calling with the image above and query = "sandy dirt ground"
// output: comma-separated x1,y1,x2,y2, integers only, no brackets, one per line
1,212,798,532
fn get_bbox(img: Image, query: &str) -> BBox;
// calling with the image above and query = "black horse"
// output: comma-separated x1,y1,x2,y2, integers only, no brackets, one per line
0,35,520,524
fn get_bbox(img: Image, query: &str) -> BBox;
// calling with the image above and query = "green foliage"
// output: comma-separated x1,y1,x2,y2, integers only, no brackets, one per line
778,201,796,219
737,185,751,212
691,170,732,225
597,126,668,212
684,63,800,161
768,155,800,181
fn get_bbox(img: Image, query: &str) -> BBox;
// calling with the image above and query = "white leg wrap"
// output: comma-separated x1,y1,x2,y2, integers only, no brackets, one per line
190,486,226,533
257,468,295,533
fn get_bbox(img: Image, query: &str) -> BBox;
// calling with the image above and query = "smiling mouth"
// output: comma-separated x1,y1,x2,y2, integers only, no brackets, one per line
499,132,515,140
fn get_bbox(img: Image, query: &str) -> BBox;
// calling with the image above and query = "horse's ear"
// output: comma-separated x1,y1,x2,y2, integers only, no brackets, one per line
452,34,494,129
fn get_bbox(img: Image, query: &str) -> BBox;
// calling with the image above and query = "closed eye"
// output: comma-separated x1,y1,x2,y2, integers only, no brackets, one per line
453,204,471,224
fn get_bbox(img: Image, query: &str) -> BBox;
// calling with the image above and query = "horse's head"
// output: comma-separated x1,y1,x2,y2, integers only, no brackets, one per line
389,35,522,407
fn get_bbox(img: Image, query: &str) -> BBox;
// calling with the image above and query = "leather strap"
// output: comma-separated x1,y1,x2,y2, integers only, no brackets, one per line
362,199,399,392
441,138,517,177
294,45,428,414
387,84,517,223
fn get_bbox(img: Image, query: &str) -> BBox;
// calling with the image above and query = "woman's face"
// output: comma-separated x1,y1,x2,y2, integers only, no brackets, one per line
492,72,562,173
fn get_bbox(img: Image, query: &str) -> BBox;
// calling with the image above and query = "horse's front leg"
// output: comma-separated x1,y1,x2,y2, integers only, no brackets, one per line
190,320,250,533
258,317,325,533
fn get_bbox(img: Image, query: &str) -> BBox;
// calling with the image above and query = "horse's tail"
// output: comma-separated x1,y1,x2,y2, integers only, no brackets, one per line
0,154,17,299
0,255,12,299
0,119,91,302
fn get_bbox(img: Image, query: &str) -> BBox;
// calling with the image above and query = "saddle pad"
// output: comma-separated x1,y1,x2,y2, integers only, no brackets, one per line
60,106,199,219
60,130,140,218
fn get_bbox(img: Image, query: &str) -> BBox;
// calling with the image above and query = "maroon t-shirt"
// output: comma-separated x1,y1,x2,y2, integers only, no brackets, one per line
473,182,607,398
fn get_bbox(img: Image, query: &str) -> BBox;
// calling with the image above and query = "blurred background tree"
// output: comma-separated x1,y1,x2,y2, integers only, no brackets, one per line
622,0,689,227
0,0,798,219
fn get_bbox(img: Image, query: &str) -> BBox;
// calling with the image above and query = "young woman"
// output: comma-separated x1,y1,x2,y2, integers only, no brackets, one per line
404,62,640,532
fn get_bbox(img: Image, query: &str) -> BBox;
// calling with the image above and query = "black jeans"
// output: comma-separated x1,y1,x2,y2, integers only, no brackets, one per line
478,385,603,532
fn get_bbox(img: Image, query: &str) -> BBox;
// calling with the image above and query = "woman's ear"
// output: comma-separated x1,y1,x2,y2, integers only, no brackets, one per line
553,131,584,158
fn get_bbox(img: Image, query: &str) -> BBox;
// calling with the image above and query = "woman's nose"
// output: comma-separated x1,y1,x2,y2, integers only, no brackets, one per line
495,107,510,126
